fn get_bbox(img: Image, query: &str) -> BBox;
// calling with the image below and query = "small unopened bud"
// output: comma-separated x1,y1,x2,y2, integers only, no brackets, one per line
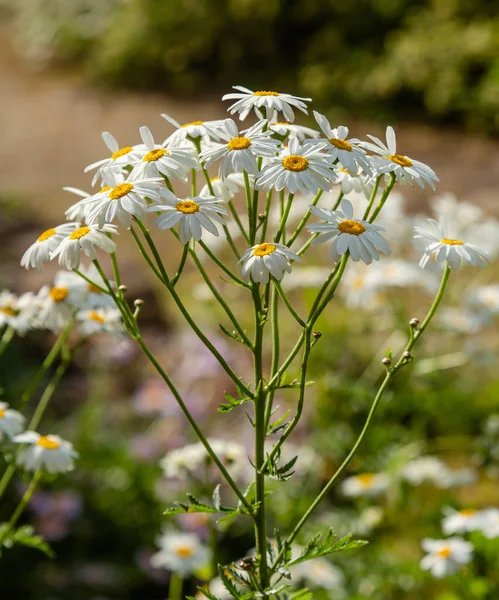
382,357,391,366
118,284,128,293
239,556,255,571
312,331,322,339
258,213,266,221
409,318,420,328
403,351,412,359
134,298,144,307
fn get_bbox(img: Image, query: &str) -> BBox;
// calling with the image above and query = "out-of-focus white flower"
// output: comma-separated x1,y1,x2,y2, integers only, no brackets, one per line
0,402,25,441
468,285,499,318
84,131,141,186
414,219,488,271
420,537,473,578
269,121,320,141
1,291,39,335
200,119,280,179
341,472,390,497
223,86,311,122
76,263,117,309
150,531,210,576
439,467,477,488
401,456,450,486
308,198,390,264
35,282,76,332
439,307,483,334
14,432,77,473
161,114,225,147
149,189,227,244
361,126,439,190
312,112,372,175
0,291,20,329
130,126,198,181
257,138,336,194
77,308,123,336
199,174,245,202
64,187,93,221
21,223,79,271
335,168,374,198
195,577,232,599
239,242,299,284
442,508,484,535
50,224,118,270
477,508,499,539
290,557,345,591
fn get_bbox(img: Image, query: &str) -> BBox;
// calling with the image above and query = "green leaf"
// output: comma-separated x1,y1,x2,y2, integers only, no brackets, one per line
286,530,367,566
264,448,298,481
164,493,238,516
218,392,251,414
0,524,54,558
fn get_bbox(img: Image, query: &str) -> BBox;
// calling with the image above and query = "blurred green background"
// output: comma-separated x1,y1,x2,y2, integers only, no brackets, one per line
1,1,499,599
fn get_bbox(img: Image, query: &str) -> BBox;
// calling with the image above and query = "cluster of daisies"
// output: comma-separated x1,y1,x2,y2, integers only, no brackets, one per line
18,85,489,290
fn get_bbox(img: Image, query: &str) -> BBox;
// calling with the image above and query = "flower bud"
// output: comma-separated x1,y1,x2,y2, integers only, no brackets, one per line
134,298,144,307
410,318,420,328
382,357,391,365
312,331,322,339
118,284,128,293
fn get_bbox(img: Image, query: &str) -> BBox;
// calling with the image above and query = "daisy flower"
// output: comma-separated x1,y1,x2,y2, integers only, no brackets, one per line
77,308,123,336
14,432,78,473
81,170,162,228
239,242,300,284
223,86,311,122
256,138,336,194
0,291,20,328
200,119,280,179
84,131,141,186
130,126,198,182
420,538,473,578
50,224,118,270
199,173,245,202
35,270,85,331
269,121,320,141
361,126,439,190
0,402,25,441
442,508,484,536
401,456,450,486
161,113,225,147
341,472,390,498
290,557,345,591
477,508,499,539
335,167,374,198
414,219,489,270
149,189,227,244
307,198,391,264
150,531,211,576
1,291,39,335
21,223,79,271
64,187,93,221
312,112,372,175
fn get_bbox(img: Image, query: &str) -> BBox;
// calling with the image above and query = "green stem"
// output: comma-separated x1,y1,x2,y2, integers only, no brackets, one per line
168,572,183,600
311,255,350,324
259,191,273,244
198,240,249,288
74,270,109,295
274,194,294,244
244,171,254,244
273,281,305,328
191,168,197,196
171,244,189,287
129,225,167,285
110,252,122,289
368,173,396,223
264,287,280,432
286,189,323,248
228,199,250,244
362,175,381,220
251,160,263,244
0,471,41,544
0,326,15,357
265,332,305,391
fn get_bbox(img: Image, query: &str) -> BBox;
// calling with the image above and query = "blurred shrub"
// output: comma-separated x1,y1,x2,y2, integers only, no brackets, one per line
4,0,499,131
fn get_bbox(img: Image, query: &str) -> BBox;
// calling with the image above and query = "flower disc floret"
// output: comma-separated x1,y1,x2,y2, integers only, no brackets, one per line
50,287,69,303
282,155,309,172
143,148,170,162
228,137,252,151
176,200,200,214
84,132,140,187
37,435,61,449
388,154,413,167
70,227,91,240
253,243,276,257
338,220,366,235
329,138,353,151
38,228,57,242
109,183,134,199
240,242,300,284
111,146,134,160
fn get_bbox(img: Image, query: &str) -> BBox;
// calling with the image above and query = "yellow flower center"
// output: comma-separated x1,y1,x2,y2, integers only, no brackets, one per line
109,183,133,200
111,146,133,160
388,154,413,167
274,121,291,126
254,91,280,96
437,547,452,559
89,311,106,323
70,226,91,240
356,473,375,487
182,120,204,128
100,186,111,193
339,167,350,174
88,283,103,294
1,307,18,317
210,177,220,183
282,155,309,172
459,509,477,517
143,148,170,162
228,137,252,151
440,238,464,246
50,287,69,303
338,220,366,235
175,545,195,558
176,200,200,214
252,243,276,257
329,138,352,152
38,228,57,242
37,436,61,450
0,410,5,418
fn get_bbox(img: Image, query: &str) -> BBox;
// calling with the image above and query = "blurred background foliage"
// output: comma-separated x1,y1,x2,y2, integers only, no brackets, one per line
2,0,499,132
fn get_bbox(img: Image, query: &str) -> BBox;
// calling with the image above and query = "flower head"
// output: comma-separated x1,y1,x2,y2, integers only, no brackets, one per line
308,198,390,264
414,218,489,270
269,121,320,141
150,531,210,576
442,508,484,536
84,131,141,186
77,308,123,337
223,86,311,122
341,472,390,497
420,538,473,578
50,224,118,270
199,173,245,202
161,113,225,147
0,402,25,442
14,432,78,473
239,242,300,284
21,223,79,271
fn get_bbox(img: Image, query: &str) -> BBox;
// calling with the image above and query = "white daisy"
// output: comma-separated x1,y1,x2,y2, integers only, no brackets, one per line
161,113,225,147
84,131,141,186
34,270,84,331
0,291,20,329
420,538,473,578
477,508,499,539
14,431,78,473
200,119,280,179
223,86,311,122
50,224,118,270
312,112,372,175
307,198,391,264
150,531,210,576
361,126,439,190
80,170,162,228
149,189,227,244
21,223,79,271
256,138,336,194
468,284,499,317
64,187,93,221
401,456,451,486
0,402,25,442
442,508,484,536
199,173,245,202
160,444,207,479
414,219,489,270
2,292,39,335
239,242,300,284
341,472,390,498
290,557,344,591
269,121,320,141
77,308,123,336
335,167,374,198
130,126,198,182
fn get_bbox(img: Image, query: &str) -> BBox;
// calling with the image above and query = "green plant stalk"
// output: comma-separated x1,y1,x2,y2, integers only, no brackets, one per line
259,191,273,244
198,240,249,287
251,158,263,244
243,171,255,244
110,251,122,289
171,244,189,287
129,226,167,285
369,172,396,223
0,470,41,544
0,326,15,357
362,175,381,220
74,269,109,294
295,190,345,256
274,194,294,244
263,286,280,432
270,264,452,570
286,189,323,248
168,571,183,600
191,168,197,196
273,281,305,328
228,199,250,244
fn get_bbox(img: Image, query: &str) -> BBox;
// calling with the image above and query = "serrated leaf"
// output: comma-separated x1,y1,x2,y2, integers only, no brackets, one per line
164,493,238,516
218,392,251,414
218,565,245,599
219,324,249,347
286,530,367,567
264,449,297,481
0,524,54,558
